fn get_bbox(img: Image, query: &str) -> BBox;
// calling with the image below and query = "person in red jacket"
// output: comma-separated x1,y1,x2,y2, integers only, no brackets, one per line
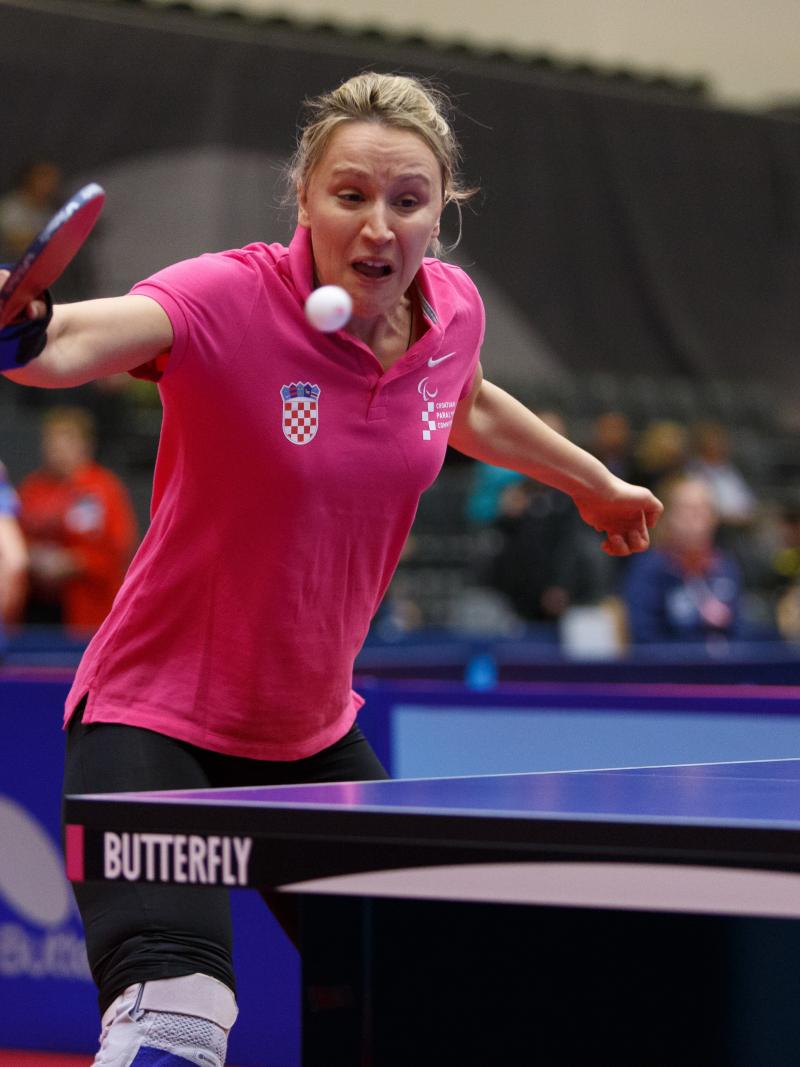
18,406,137,631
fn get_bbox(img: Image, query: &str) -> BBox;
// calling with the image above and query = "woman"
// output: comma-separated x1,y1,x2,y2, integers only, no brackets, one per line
18,405,138,630
0,72,662,1065
622,473,741,645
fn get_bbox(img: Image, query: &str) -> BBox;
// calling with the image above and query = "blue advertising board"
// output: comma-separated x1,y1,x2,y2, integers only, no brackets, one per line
0,675,94,1053
3,669,800,1063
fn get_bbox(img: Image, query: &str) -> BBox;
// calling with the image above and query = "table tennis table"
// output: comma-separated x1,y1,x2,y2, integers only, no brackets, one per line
64,759,800,1066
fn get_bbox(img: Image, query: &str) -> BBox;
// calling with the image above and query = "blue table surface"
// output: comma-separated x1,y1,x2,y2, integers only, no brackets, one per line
75,759,800,830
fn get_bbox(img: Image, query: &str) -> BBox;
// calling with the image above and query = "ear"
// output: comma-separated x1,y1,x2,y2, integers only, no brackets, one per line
432,218,441,239
297,184,310,228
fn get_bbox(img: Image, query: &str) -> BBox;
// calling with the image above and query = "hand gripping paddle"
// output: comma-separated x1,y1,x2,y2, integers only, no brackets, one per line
0,182,105,328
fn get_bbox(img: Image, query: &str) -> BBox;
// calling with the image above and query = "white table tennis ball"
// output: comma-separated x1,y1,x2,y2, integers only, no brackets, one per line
304,285,353,333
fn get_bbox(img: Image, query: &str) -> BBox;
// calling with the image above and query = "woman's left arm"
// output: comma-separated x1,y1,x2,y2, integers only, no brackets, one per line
449,367,663,556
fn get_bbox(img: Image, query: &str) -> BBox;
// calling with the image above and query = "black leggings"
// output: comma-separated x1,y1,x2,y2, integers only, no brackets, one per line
62,701,389,1015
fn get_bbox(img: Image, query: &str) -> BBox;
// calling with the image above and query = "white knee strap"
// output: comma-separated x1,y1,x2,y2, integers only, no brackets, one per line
139,973,238,1030
102,973,238,1032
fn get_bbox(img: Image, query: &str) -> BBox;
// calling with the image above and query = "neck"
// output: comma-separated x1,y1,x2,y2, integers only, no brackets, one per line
348,290,417,371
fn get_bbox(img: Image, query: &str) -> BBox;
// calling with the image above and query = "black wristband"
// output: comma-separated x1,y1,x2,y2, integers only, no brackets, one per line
0,289,54,371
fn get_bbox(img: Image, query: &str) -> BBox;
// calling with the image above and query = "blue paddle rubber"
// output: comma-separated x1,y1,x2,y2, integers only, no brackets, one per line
0,288,53,370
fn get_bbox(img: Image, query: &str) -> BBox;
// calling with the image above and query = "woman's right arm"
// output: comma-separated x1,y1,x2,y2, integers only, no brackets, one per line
1,287,173,389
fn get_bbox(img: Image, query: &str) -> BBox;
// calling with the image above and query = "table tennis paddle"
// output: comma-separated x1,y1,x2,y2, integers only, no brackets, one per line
0,181,105,328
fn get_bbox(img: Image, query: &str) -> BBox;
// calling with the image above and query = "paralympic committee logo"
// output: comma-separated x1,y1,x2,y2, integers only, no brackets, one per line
417,377,456,442
281,382,320,445
0,796,91,981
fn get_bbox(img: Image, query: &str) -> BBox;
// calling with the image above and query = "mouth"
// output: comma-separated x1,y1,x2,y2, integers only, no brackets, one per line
352,259,393,280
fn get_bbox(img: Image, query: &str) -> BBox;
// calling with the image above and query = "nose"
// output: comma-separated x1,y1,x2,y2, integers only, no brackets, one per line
361,201,393,245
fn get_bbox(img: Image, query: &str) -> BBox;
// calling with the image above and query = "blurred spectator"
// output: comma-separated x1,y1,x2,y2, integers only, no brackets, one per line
478,412,613,624
483,479,612,623
776,583,800,645
686,418,764,588
769,504,800,590
763,503,800,644
630,419,688,490
0,460,28,630
588,411,635,481
621,474,743,645
460,414,574,527
18,407,138,632
687,420,758,528
0,159,62,260
465,461,525,525
370,535,424,637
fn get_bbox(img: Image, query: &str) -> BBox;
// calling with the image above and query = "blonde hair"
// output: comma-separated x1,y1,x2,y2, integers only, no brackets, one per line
290,72,476,254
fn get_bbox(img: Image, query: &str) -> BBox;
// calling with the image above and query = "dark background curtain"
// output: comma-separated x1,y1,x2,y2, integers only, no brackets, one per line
1,0,798,391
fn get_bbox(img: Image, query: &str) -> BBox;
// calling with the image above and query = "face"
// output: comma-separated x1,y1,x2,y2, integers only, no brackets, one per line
696,424,729,462
42,424,91,477
297,122,443,323
662,480,718,551
594,412,630,452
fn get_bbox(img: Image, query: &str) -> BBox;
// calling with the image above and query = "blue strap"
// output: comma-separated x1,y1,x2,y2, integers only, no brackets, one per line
0,288,53,371
130,1047,200,1065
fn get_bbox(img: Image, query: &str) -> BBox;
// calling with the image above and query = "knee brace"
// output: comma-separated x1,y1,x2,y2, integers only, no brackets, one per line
94,973,238,1067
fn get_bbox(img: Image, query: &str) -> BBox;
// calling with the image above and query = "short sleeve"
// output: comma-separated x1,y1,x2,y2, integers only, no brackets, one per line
127,249,264,381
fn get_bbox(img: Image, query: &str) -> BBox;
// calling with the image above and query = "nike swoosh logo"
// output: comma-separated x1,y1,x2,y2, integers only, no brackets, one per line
428,351,457,367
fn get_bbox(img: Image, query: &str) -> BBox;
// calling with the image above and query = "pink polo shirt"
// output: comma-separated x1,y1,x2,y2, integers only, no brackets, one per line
65,227,484,759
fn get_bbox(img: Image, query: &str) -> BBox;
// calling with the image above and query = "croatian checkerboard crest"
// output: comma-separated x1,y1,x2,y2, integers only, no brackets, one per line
281,382,320,445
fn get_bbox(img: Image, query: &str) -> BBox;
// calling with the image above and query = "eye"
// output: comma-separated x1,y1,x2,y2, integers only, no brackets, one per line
337,191,363,204
396,196,419,210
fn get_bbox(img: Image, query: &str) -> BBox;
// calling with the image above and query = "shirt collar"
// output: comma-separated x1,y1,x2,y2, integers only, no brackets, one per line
288,225,315,303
